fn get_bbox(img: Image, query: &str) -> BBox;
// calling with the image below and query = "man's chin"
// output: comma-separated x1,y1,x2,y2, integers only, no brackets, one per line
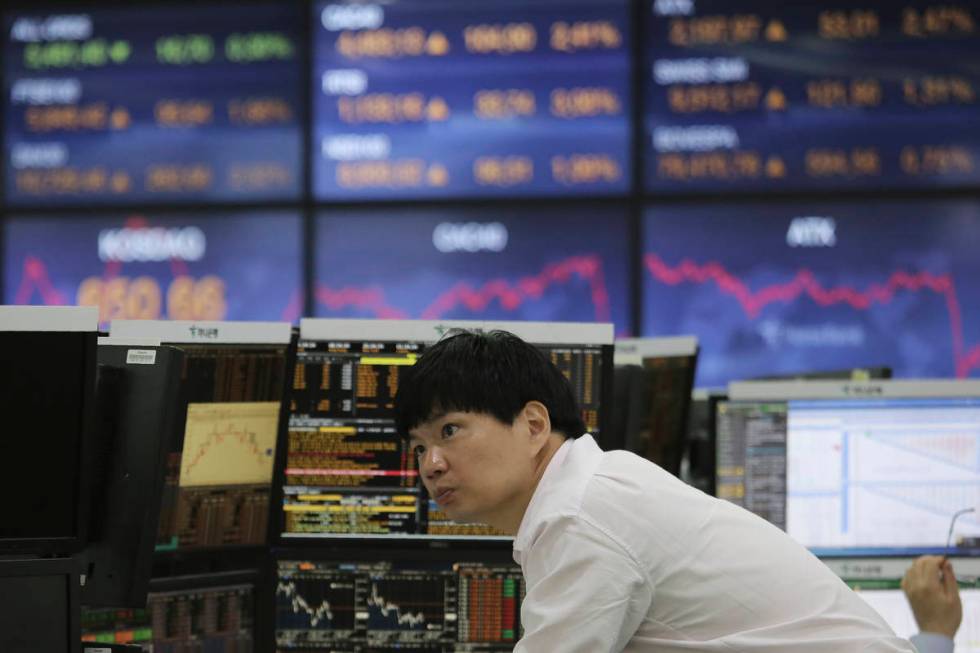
444,507,479,526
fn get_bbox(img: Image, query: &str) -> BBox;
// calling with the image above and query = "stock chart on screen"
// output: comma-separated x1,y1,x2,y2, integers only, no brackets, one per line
787,398,980,556
313,208,631,334
3,5,302,205
642,200,980,387
163,349,286,550
98,320,294,552
313,0,631,199
645,0,980,192
276,559,524,652
2,211,303,324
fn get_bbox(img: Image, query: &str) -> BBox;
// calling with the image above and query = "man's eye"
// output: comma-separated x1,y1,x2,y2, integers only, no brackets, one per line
442,424,458,438
412,444,425,458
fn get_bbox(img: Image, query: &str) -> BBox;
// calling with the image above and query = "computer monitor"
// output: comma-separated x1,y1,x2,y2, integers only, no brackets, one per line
0,305,98,555
718,379,980,556
274,550,523,651
80,340,184,608
0,558,80,653
610,337,699,474
110,320,296,551
272,318,613,542
685,389,727,495
81,571,257,651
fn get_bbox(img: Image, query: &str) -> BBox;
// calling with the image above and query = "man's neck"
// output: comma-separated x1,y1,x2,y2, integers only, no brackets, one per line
493,432,568,535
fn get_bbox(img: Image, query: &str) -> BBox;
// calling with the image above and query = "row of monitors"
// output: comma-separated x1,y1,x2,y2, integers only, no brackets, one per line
76,560,980,653
9,306,977,565
6,198,980,386
3,0,980,205
2,313,612,562
6,311,980,650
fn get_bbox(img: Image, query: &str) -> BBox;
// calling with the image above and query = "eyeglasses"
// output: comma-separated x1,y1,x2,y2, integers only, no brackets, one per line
946,507,976,551
941,507,978,584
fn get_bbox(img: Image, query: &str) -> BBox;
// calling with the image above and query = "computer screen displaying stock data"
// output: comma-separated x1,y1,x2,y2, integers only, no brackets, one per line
275,552,525,653
717,380,980,556
111,320,295,552
272,318,613,542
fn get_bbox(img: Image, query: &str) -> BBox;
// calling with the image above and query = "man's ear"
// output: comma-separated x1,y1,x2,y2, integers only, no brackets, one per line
521,401,552,452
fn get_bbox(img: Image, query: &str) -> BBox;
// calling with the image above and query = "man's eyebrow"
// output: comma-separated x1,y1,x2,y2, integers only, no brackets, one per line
422,410,448,425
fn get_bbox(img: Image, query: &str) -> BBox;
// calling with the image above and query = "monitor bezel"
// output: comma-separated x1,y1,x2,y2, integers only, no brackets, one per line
80,343,185,608
613,334,698,365
729,378,980,401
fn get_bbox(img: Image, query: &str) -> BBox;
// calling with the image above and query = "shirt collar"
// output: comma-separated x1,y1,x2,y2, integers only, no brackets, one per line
512,433,603,562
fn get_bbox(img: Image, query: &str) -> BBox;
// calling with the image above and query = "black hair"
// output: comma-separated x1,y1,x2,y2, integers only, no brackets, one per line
394,330,586,439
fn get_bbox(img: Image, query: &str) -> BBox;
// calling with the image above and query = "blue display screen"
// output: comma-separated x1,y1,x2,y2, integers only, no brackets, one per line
313,207,631,334
313,0,632,200
645,0,980,192
3,5,302,205
3,211,303,324
642,200,980,387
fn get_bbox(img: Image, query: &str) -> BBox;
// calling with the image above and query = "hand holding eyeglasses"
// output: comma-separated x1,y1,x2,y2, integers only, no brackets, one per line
901,556,962,639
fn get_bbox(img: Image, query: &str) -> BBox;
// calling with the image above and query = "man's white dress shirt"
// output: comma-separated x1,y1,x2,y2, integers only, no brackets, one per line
512,434,917,652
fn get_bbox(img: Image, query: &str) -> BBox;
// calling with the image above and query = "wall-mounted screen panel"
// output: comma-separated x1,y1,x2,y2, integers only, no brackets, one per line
3,211,302,324
313,207,631,334
3,5,302,206
313,0,632,200
642,200,980,387
645,0,980,193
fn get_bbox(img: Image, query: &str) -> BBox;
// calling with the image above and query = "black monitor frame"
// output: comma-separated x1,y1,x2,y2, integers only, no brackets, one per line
80,343,185,608
608,339,699,470
689,391,726,496
0,328,98,555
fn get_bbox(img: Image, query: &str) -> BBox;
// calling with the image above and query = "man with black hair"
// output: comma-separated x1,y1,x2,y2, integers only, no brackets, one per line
395,330,916,652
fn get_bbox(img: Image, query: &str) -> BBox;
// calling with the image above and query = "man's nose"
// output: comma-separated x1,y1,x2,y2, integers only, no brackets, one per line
420,446,447,480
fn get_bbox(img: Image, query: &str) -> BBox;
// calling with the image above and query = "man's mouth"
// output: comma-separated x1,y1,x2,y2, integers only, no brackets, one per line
433,488,455,505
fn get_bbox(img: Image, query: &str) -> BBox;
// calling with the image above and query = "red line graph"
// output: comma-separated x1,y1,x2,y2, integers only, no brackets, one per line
644,253,980,378
14,216,182,306
11,214,305,322
15,256,67,305
316,255,611,322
